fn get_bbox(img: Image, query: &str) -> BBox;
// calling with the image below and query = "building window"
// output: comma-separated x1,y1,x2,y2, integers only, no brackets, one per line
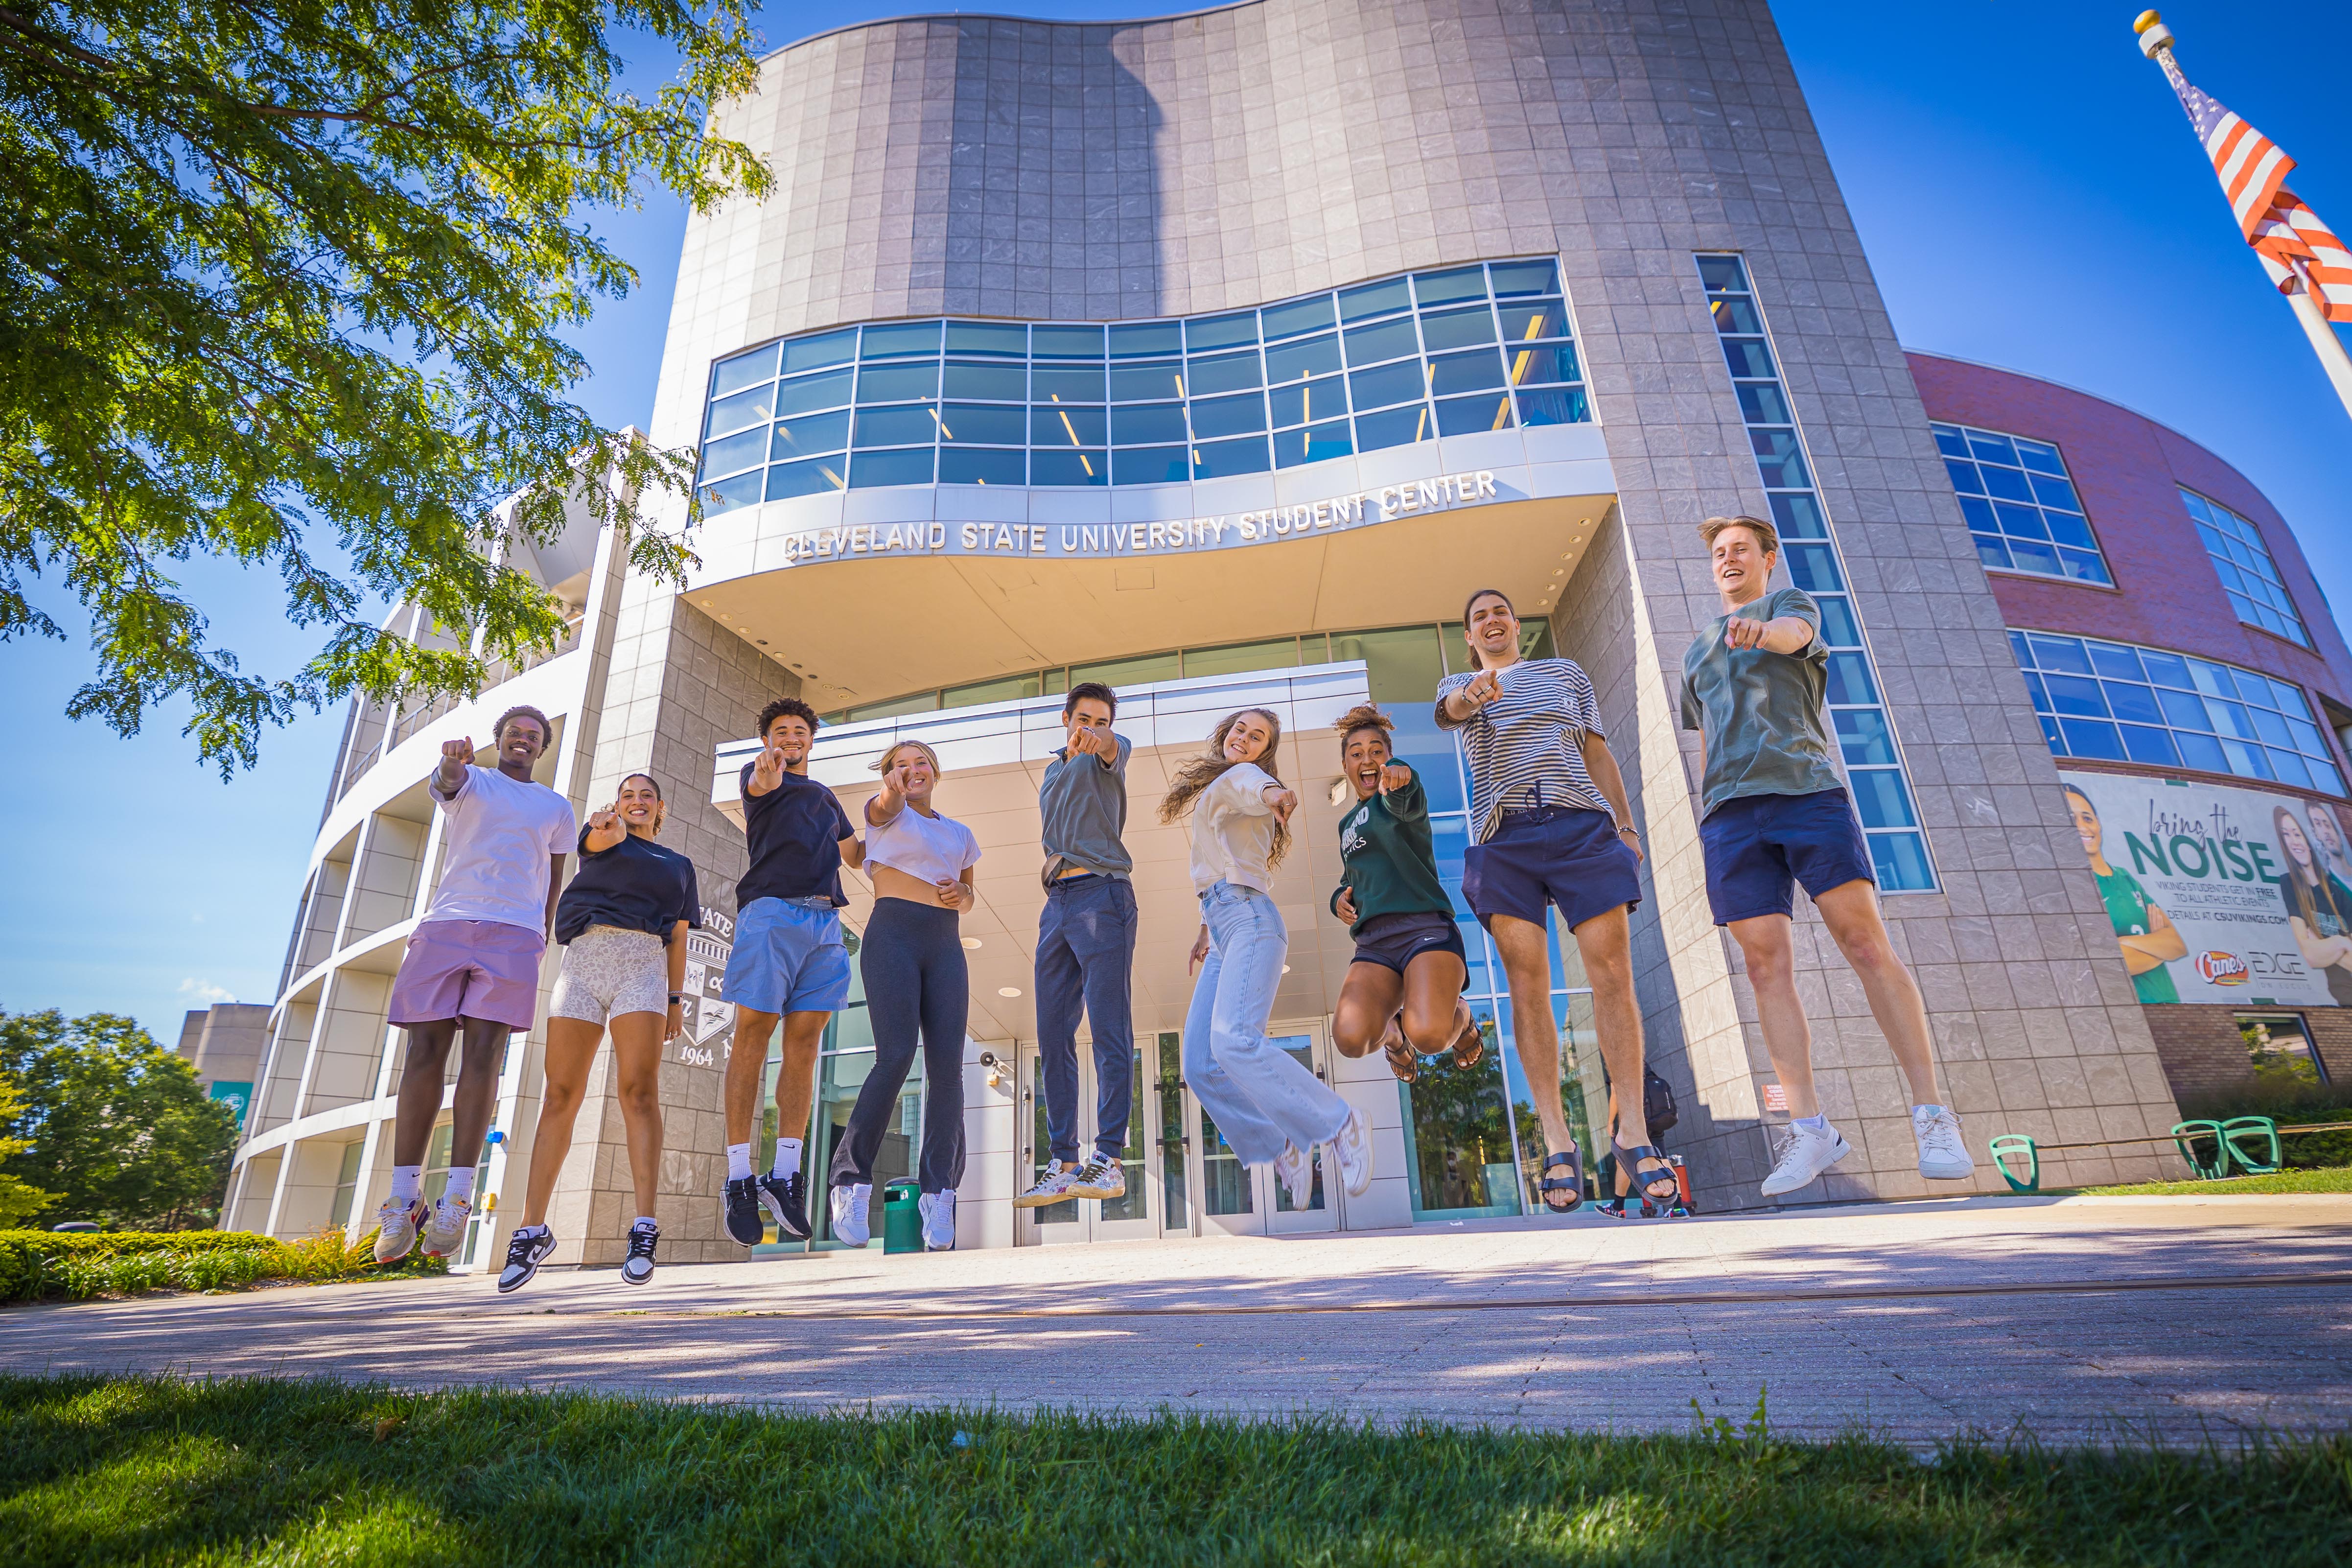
694,258,1588,511
2009,630,2347,796
328,1139,363,1229
2181,488,2310,648
2238,1014,2328,1086
1930,422,2113,585
1700,253,1936,892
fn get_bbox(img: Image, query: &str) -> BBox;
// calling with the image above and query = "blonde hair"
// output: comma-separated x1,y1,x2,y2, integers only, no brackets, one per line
871,739,942,776
1697,514,1779,554
1159,708,1291,867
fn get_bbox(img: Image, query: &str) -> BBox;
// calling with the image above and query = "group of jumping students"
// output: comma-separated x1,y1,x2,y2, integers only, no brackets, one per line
364,513,1975,1292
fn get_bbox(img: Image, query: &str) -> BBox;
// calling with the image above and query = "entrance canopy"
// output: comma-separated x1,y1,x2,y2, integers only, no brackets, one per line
714,663,1378,1041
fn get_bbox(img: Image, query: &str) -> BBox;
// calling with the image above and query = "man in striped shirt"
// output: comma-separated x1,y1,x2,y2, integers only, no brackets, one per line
1436,588,1678,1215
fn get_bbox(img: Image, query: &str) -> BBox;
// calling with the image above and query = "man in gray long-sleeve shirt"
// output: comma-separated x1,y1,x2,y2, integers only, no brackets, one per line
1014,680,1139,1209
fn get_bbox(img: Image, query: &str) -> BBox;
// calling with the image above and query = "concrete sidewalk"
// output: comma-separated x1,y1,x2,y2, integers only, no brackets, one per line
7,1195,2349,1446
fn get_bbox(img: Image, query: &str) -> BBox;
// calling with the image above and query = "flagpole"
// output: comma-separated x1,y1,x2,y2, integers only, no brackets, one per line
2135,11,2352,427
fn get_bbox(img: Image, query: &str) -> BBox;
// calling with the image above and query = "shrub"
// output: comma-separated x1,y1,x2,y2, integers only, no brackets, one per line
0,1226,444,1303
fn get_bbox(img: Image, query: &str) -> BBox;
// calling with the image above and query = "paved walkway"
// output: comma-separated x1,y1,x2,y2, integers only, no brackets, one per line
8,1195,2350,1446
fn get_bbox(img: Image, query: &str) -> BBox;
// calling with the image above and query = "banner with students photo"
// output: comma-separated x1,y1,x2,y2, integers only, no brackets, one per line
2058,770,2352,1007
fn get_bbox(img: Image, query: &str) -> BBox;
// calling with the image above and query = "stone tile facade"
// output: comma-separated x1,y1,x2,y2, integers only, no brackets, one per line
625,0,2191,1211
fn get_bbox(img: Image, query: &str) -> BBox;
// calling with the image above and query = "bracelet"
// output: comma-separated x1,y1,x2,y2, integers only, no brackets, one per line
668,993,685,1005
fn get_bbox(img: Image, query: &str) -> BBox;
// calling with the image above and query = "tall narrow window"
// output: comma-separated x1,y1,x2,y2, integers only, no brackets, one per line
2181,488,2310,648
1698,254,1937,892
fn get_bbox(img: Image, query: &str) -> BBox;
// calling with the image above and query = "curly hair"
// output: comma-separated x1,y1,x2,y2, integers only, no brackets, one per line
492,704,552,749
1334,702,1393,760
1159,708,1291,867
756,697,820,740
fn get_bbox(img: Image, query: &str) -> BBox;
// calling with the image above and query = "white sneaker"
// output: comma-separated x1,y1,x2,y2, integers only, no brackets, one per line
422,1195,471,1258
830,1182,873,1247
1330,1107,1374,1197
1274,1143,1314,1208
373,1197,425,1264
918,1190,957,1251
1913,1104,1975,1181
1067,1151,1126,1200
1759,1119,1851,1197
1013,1160,1080,1208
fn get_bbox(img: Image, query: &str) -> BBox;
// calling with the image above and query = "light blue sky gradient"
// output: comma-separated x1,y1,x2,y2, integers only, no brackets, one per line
4,1,2346,1043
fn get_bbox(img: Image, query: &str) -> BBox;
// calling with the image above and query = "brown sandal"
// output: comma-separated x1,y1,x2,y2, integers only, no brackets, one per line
1446,1000,1484,1072
1380,1010,1418,1083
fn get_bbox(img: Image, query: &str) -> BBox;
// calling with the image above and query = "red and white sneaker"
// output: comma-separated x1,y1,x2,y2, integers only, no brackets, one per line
373,1197,427,1264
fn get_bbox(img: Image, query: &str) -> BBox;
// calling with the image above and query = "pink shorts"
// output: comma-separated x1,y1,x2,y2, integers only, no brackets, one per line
388,919,546,1030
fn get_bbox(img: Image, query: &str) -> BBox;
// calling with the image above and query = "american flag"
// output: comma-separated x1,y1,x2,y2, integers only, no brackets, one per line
2157,51,2352,323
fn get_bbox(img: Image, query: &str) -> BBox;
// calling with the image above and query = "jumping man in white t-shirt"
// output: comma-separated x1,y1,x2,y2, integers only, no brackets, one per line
376,705,577,1263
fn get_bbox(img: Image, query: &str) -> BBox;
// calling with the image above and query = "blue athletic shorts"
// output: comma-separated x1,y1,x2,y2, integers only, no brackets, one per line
720,896,852,1015
1700,788,1876,926
1462,806,1641,935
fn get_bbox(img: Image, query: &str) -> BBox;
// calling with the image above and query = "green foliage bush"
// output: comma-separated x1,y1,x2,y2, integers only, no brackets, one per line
0,1227,444,1304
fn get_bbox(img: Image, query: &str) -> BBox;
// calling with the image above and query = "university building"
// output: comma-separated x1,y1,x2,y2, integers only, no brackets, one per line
222,0,2350,1270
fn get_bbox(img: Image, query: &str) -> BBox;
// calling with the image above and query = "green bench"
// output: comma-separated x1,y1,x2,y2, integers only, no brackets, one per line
1987,1117,2337,1194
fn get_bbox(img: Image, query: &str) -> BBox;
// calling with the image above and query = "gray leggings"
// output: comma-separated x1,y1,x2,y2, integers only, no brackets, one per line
830,898,968,1194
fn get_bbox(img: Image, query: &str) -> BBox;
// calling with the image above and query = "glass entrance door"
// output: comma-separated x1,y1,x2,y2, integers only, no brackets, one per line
1180,1022,1344,1237
1015,1034,1156,1244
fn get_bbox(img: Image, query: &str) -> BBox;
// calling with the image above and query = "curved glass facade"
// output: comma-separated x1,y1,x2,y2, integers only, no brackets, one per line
696,258,1588,512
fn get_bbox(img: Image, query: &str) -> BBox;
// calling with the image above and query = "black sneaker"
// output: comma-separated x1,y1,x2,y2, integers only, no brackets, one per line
620,1221,659,1285
757,1169,810,1240
723,1175,766,1245
497,1225,556,1293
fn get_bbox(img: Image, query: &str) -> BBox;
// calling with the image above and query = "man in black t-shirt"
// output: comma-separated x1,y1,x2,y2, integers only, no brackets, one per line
716,697,863,1246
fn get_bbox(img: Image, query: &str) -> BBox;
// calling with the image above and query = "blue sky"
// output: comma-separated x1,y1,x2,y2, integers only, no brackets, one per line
4,1,2347,1045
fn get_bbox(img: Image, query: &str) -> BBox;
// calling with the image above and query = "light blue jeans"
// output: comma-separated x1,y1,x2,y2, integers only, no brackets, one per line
1183,880,1351,1167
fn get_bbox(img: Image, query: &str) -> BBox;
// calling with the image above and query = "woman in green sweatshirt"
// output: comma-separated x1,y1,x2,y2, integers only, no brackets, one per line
1328,704,1484,1082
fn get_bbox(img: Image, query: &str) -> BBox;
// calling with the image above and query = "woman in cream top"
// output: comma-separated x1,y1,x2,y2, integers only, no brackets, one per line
1160,708,1374,1207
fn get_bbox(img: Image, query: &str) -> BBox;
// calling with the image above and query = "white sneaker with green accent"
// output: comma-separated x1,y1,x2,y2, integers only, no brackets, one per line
1331,1108,1374,1197
422,1195,471,1259
1913,1104,1975,1181
1068,1151,1125,1200
1014,1160,1081,1208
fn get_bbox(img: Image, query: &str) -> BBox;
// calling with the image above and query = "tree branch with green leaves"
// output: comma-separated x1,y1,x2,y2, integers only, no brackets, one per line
0,0,771,773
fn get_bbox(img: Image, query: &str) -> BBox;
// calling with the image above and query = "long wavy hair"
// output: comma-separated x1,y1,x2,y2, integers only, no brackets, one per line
1159,707,1291,866
619,772,667,838
1460,587,1515,670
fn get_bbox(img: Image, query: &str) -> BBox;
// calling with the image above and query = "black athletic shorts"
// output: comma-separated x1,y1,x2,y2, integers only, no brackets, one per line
1350,910,1467,974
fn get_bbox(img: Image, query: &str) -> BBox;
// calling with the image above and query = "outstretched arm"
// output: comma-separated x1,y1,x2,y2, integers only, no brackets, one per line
1723,614,1816,655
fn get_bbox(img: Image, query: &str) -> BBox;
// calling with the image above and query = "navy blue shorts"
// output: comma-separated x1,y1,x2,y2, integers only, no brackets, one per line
1700,788,1876,926
1462,806,1641,935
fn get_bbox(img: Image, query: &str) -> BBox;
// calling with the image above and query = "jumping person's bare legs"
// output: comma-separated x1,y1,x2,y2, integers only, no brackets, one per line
1397,949,1469,1054
1489,914,1581,1156
722,1006,778,1147
608,1011,667,1219
1726,913,1819,1118
1811,879,1944,1107
391,1015,507,1170
522,1017,605,1226
1331,963,1404,1057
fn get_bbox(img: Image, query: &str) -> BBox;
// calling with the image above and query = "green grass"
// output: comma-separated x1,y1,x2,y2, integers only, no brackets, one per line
0,1376,2346,1566
2074,1165,2352,1196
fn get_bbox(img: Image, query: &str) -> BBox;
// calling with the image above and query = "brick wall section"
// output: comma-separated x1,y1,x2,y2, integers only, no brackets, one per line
2142,1002,2352,1103
1907,352,2352,720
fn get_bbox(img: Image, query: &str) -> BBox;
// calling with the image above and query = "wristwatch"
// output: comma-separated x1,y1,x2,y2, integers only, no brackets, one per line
668,992,686,1005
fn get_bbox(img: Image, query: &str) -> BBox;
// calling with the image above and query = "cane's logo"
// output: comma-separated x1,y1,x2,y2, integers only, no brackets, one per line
2194,950,2250,985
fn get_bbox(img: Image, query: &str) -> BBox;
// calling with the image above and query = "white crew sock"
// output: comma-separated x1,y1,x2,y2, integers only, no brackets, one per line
633,1216,658,1232
388,1166,422,1207
771,1137,803,1180
442,1167,476,1204
1794,1113,1828,1132
726,1142,753,1182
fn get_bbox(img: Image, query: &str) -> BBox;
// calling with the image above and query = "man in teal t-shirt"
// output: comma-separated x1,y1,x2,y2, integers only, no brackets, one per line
1679,514,1972,1199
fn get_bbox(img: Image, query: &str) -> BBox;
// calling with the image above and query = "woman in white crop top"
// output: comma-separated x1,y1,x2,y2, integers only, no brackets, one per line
826,740,980,1253
1158,708,1374,1205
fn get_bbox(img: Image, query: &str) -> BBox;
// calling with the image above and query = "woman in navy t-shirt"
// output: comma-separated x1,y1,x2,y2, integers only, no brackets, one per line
498,772,700,1292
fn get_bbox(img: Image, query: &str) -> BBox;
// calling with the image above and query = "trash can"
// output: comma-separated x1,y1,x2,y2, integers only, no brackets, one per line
882,1179,923,1254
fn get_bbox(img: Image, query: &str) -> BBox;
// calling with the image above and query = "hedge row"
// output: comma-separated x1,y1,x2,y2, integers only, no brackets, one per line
0,1228,443,1304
